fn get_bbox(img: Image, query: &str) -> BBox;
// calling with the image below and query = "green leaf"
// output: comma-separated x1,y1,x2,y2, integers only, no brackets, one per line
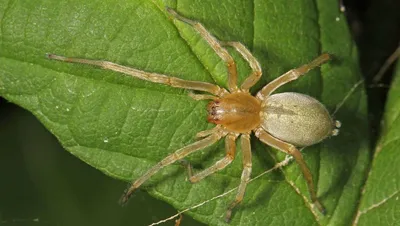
0,0,369,225
354,59,400,225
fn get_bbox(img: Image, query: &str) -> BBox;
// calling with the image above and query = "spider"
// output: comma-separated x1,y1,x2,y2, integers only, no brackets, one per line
48,8,341,222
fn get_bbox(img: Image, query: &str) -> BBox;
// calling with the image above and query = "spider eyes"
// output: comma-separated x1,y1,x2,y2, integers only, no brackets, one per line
206,101,223,123
210,106,218,115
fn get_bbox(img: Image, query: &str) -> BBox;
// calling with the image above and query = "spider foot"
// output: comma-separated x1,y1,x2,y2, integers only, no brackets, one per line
178,159,190,167
225,197,243,222
314,200,326,215
119,185,137,206
179,159,195,182
225,209,233,223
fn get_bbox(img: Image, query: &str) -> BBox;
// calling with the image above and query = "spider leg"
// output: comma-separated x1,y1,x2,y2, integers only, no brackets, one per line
257,53,331,99
188,91,218,101
225,133,252,222
254,128,326,214
119,131,225,205
182,133,237,183
167,8,238,92
195,125,223,138
47,54,226,96
221,42,262,91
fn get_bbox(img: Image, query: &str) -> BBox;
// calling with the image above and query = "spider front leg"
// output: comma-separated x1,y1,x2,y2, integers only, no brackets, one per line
221,42,262,91
47,54,226,96
119,131,225,204
182,133,237,183
255,129,326,214
225,133,252,222
257,53,331,99
167,8,238,92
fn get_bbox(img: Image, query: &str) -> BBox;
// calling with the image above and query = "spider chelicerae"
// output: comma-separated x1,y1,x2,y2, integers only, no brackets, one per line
48,8,341,222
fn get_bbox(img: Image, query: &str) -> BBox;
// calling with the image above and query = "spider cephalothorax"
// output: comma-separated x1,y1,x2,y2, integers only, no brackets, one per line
207,92,261,133
48,7,341,222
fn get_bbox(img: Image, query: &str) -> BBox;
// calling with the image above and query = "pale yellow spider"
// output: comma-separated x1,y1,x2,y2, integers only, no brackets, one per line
48,8,341,222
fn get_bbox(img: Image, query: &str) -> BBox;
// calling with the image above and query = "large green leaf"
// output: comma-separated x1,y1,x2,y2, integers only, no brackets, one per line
353,59,400,225
0,0,369,225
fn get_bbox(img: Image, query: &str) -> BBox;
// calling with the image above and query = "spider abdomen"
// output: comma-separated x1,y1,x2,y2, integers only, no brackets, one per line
261,92,335,147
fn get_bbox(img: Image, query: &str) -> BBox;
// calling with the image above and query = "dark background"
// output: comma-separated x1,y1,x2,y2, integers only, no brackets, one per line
1,0,399,225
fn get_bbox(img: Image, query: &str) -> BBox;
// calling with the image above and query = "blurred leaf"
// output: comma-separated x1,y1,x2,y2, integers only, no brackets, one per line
354,59,400,225
0,102,203,226
356,0,400,146
358,0,400,81
0,0,369,225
